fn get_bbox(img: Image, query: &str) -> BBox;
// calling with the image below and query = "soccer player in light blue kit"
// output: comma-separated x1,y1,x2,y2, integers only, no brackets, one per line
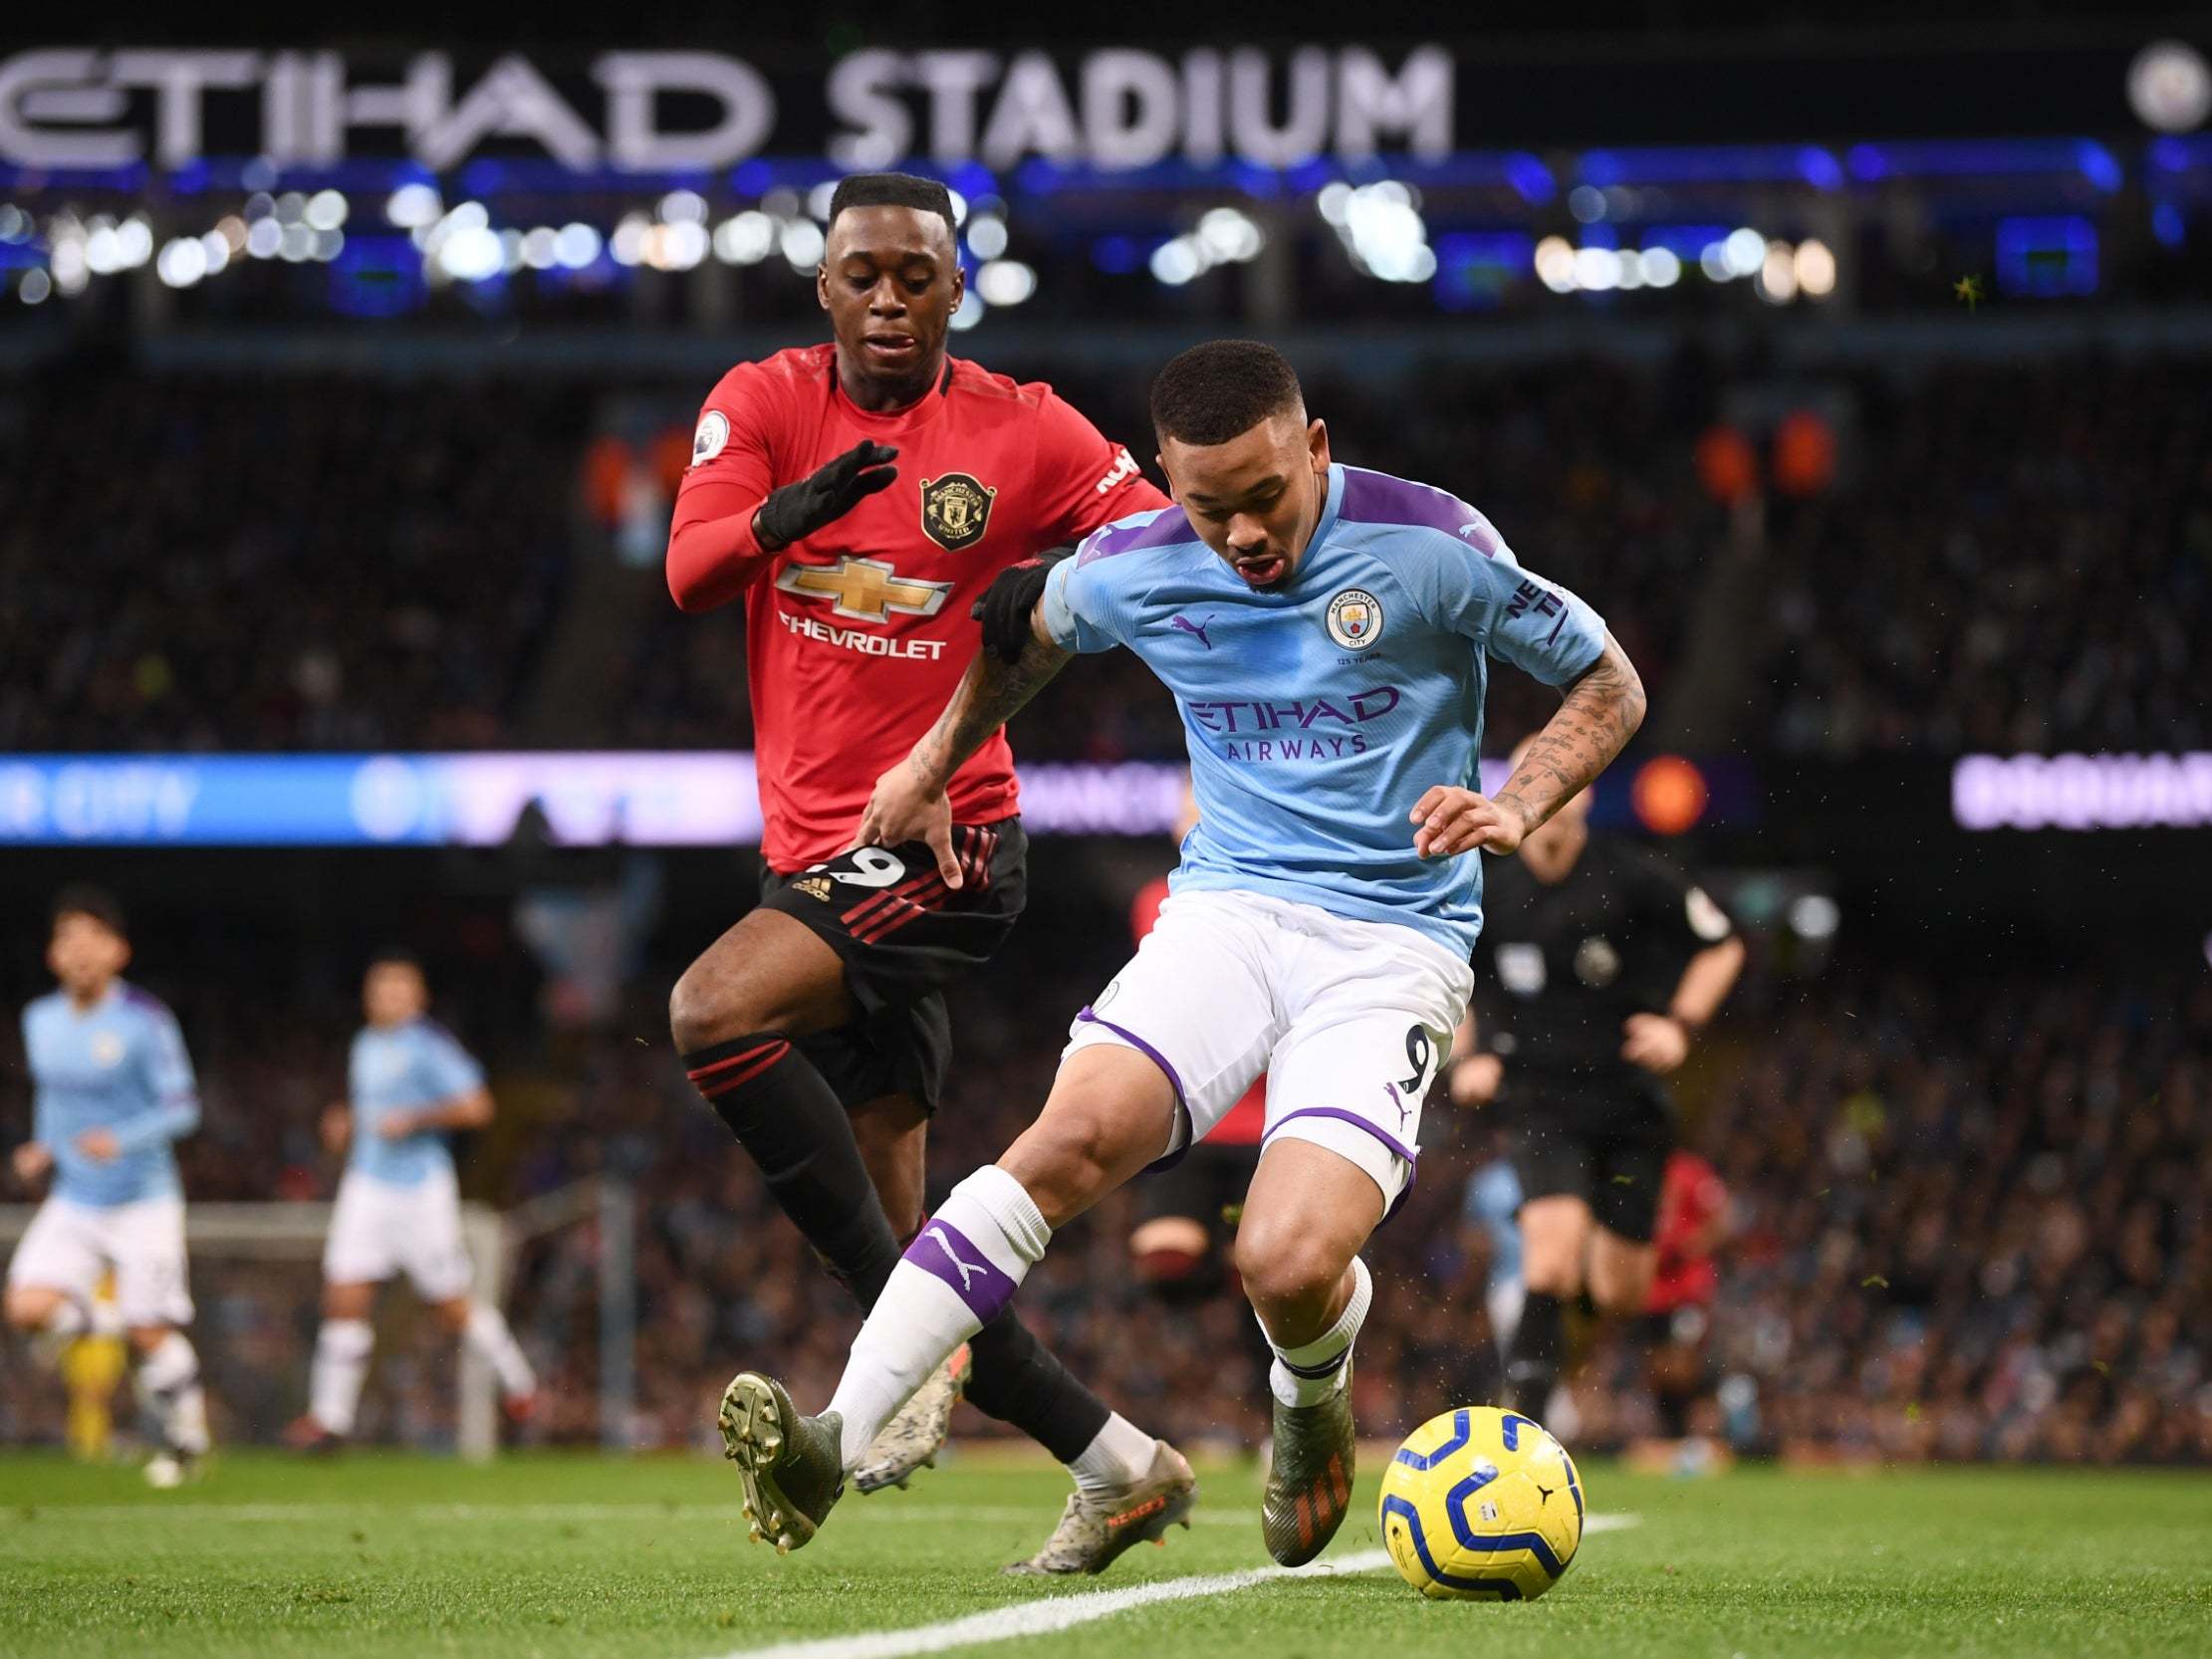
285,951,536,1449
721,341,1646,1568
5,886,210,1484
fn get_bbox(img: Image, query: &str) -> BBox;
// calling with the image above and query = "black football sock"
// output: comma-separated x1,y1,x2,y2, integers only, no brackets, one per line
682,1033,902,1308
1502,1291,1565,1415
965,1308,1113,1464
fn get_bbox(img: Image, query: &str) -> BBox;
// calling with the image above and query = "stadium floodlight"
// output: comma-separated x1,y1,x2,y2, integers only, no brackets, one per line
520,227,558,270
305,190,349,232
386,183,441,229
1795,238,1837,297
245,218,282,259
966,214,1010,260
1757,239,1798,303
555,222,603,268
18,268,51,304
1150,236,1202,285
713,212,774,265
659,189,709,225
1534,235,1578,293
199,230,230,275
1574,245,1621,292
1722,227,1766,278
779,218,826,271
2129,40,2212,133
975,259,1036,306
1569,184,1605,223
610,212,650,266
1197,206,1264,263
949,288,986,330
155,237,207,289
1643,245,1683,288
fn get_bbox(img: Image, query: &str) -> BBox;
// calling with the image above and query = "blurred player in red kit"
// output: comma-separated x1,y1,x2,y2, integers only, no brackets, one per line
1629,1147,1733,1469
661,172,1187,1572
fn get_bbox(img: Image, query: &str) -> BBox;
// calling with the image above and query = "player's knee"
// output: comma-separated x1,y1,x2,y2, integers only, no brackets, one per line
1232,1219,1347,1318
4,1290,50,1331
667,961,743,1054
1003,1106,1133,1226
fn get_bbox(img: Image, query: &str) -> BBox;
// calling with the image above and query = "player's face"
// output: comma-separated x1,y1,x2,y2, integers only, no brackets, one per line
819,205,962,408
364,963,428,1027
47,912,128,998
1157,411,1331,589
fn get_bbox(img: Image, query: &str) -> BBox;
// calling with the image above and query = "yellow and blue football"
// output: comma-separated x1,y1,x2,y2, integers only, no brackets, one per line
1377,1405,1585,1600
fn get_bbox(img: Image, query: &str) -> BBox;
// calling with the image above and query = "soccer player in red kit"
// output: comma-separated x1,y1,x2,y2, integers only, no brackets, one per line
664,173,1189,1573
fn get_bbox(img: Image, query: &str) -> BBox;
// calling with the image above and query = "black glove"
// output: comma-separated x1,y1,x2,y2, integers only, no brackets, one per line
752,440,899,552
971,545,1075,664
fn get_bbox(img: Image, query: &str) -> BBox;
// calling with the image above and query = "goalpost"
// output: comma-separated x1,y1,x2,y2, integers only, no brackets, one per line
0,1178,633,1461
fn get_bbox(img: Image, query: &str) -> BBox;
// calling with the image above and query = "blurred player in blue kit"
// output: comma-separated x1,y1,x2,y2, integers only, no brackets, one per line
720,340,1647,1570
285,952,537,1450
5,886,210,1485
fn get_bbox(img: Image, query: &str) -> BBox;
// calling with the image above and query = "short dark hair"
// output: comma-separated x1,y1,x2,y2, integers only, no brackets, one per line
828,171,957,238
51,884,126,939
1149,340,1306,447
366,948,424,978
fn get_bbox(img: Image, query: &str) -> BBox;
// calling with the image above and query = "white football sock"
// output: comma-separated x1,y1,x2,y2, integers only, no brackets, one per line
136,1331,210,1456
1069,1411,1156,1497
463,1304,537,1399
827,1165,1050,1471
310,1317,374,1436
1264,1256,1372,1408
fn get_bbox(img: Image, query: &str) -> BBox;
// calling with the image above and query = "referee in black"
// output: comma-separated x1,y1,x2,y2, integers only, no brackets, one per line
1452,738,1745,1416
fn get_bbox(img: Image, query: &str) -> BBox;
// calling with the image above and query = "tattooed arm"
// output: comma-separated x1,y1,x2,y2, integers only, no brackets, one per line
1410,630,1646,858
852,605,1075,887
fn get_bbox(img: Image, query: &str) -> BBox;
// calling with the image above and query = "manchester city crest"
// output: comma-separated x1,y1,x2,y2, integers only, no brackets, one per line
1326,588,1384,651
919,473,998,551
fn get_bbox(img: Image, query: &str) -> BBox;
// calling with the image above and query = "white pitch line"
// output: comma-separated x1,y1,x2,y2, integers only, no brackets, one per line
715,1547,1395,1659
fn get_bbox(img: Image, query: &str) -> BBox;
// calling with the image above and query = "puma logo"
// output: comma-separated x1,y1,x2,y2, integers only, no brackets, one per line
1536,1483,1556,1505
1168,613,1215,649
1384,1081,1412,1130
927,1225,987,1292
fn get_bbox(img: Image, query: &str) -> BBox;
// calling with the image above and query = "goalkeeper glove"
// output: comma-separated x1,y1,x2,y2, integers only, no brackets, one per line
972,545,1074,663
752,440,899,551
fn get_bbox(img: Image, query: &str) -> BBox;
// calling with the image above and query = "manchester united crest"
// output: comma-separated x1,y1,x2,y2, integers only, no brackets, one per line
920,473,998,551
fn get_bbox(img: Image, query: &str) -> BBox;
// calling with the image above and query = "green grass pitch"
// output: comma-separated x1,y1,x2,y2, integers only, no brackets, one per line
1,1451,2205,1659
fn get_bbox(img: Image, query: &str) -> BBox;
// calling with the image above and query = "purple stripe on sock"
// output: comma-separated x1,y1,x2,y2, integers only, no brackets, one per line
1075,1005,1194,1174
903,1217,1018,1323
1264,1107,1422,1223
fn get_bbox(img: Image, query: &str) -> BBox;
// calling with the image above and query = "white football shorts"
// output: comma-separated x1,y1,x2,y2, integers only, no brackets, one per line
7,1193,193,1328
1063,889,1474,1211
323,1167,474,1303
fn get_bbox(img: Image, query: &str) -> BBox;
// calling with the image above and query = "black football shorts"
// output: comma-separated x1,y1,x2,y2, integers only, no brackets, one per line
756,818,1026,1113
1510,1109,1671,1243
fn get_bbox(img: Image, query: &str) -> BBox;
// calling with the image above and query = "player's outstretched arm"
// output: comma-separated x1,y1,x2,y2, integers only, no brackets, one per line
853,601,1074,886
1409,629,1646,858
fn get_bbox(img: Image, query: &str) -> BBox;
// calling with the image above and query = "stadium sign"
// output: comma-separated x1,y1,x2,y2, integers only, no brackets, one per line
0,47,1453,173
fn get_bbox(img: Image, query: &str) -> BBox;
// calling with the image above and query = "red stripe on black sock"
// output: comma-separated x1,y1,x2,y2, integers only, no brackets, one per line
686,1039,788,1083
696,1042,791,1096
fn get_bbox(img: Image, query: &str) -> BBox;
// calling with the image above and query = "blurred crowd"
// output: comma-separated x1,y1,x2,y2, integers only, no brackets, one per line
4,903,2204,1467
3,348,2204,759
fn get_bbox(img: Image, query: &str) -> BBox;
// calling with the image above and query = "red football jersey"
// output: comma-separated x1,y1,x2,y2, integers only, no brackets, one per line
1646,1149,1729,1314
668,344,1168,870
1131,876,1266,1145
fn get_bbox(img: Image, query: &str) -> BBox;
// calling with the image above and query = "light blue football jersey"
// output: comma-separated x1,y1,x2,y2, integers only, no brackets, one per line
21,982,199,1209
1043,463,1606,957
347,1019,484,1188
